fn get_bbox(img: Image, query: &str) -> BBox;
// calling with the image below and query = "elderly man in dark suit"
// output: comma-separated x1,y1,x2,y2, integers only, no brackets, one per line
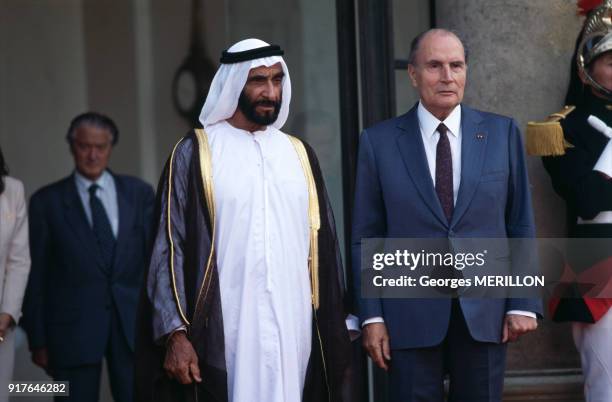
21,112,155,402
352,29,542,402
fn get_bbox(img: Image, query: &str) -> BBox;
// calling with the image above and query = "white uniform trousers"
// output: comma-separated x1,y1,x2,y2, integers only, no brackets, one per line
573,308,612,402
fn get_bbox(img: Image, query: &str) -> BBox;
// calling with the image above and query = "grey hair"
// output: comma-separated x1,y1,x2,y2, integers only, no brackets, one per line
407,28,469,66
66,112,119,146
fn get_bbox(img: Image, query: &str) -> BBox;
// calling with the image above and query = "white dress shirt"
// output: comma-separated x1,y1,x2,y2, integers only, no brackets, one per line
362,102,535,327
74,170,119,238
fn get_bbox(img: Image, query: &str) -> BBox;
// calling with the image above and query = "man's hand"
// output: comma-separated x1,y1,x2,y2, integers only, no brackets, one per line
31,347,50,375
502,314,538,343
164,331,202,384
0,313,14,341
362,323,391,371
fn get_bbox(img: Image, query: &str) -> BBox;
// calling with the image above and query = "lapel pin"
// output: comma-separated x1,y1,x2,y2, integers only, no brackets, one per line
476,133,485,140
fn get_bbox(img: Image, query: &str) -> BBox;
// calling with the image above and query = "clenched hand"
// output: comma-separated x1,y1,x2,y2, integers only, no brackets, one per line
0,313,14,341
362,322,391,371
164,331,202,384
502,314,538,343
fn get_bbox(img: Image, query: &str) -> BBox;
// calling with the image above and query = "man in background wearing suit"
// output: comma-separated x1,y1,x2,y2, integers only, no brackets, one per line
21,112,155,402
352,29,542,401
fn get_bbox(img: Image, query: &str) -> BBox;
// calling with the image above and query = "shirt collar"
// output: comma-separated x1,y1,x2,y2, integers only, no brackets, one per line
417,101,462,138
74,169,111,192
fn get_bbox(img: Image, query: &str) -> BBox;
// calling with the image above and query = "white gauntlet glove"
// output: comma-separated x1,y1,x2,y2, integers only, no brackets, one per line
587,115,612,178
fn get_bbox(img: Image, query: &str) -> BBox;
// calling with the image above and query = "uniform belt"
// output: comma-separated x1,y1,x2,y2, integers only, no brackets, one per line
577,211,612,224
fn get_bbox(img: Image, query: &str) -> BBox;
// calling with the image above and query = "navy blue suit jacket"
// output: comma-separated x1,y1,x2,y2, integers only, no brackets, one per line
352,104,543,349
21,172,154,368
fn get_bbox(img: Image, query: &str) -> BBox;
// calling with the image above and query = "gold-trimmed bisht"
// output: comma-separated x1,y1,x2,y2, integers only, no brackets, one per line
166,129,218,327
168,131,322,315
166,137,191,326
167,130,330,399
288,135,321,310
526,105,575,156
288,135,330,400
193,128,217,315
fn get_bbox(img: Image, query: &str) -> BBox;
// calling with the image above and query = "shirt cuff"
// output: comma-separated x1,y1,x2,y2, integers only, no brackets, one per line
362,316,385,327
164,325,187,346
506,310,537,319
345,314,361,341
593,140,612,178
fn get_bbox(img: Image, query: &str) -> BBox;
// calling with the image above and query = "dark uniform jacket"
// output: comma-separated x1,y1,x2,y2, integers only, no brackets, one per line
543,93,612,322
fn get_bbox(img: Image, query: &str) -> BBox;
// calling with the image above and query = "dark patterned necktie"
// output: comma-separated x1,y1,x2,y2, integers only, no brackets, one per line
435,123,454,222
89,184,116,270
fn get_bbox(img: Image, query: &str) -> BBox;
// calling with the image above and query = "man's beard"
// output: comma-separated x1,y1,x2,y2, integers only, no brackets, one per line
237,90,282,126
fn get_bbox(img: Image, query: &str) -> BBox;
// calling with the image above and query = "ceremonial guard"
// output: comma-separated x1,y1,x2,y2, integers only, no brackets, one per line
528,1,612,400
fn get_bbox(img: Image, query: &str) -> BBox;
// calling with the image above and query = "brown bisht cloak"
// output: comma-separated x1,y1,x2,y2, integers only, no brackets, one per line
135,130,354,402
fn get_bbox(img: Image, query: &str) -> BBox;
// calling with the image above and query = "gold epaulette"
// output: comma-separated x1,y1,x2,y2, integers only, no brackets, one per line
526,105,576,156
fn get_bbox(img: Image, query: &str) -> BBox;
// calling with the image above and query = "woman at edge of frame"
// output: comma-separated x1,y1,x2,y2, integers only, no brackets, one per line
0,145,31,402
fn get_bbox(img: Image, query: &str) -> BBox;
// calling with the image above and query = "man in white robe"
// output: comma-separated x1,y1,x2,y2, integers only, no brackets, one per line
136,38,356,402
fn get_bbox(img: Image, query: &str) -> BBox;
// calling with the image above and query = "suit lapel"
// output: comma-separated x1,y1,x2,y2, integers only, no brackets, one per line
112,175,134,277
62,176,107,273
396,106,448,227
451,106,487,228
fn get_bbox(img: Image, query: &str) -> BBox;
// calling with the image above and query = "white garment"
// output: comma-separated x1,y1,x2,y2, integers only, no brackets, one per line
581,136,612,224
208,121,312,402
589,115,612,178
573,307,612,402
577,211,612,225
593,139,612,177
0,177,28,402
199,38,291,130
0,177,30,322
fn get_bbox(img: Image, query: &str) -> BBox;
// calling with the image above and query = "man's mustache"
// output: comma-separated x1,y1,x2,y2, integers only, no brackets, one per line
253,100,280,108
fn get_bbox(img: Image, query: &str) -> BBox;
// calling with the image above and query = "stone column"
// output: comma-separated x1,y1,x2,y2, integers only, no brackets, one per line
437,1,584,400
0,0,88,194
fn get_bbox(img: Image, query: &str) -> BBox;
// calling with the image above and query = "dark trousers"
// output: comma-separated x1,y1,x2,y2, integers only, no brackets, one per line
389,300,507,402
53,307,133,402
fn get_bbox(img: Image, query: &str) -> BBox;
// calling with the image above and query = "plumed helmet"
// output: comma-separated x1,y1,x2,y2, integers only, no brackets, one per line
577,0,612,98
